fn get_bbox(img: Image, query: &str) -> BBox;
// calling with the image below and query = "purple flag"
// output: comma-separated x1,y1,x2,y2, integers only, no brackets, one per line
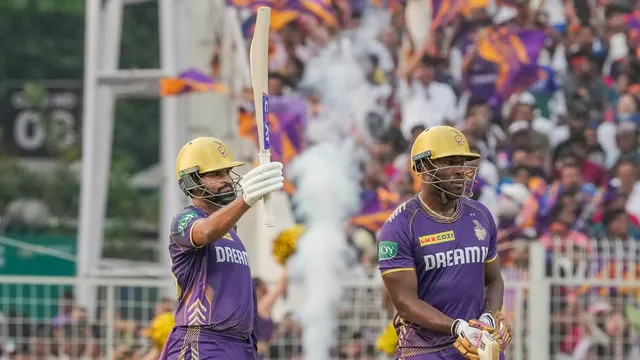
350,188,401,233
238,95,308,166
475,25,546,102
431,0,466,30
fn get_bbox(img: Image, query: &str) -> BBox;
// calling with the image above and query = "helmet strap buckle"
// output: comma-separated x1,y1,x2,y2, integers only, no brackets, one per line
178,166,201,197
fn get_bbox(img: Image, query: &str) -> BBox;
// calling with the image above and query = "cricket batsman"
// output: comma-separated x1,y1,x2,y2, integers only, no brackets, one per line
160,137,284,360
377,126,512,360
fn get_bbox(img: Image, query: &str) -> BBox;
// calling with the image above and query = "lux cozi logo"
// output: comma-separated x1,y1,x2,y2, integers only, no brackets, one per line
419,230,455,247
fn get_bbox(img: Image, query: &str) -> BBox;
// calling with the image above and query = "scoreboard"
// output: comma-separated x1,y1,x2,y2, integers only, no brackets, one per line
0,81,82,158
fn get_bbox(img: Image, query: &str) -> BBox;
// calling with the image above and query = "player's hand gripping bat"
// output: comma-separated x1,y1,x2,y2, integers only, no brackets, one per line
453,327,499,360
452,319,483,360
476,331,500,360
472,311,512,351
250,6,275,227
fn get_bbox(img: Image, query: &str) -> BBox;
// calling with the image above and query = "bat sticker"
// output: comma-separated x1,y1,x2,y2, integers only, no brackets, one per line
262,93,271,150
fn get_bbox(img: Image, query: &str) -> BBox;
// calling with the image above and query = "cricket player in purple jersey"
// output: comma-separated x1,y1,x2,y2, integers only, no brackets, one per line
160,137,284,360
377,126,512,360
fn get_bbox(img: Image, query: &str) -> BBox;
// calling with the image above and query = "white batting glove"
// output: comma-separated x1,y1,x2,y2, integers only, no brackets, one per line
479,311,496,329
451,319,484,346
240,162,284,207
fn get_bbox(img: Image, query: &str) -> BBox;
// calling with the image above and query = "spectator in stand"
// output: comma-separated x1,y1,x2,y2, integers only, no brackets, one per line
600,209,634,242
397,55,458,138
540,203,591,256
461,98,506,163
254,270,288,358
553,108,590,160
52,291,75,331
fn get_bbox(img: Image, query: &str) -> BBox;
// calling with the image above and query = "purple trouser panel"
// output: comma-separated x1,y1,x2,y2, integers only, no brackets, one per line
160,326,257,360
401,346,506,360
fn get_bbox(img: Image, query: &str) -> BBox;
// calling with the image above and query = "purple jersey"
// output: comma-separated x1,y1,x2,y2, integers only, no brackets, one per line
169,206,255,338
377,196,498,358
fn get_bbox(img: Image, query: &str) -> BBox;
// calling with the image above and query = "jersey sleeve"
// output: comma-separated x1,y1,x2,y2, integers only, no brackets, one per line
377,217,415,276
170,209,206,252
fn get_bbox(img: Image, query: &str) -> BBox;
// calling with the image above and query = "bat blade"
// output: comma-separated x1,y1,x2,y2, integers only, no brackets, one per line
477,331,500,360
250,6,275,227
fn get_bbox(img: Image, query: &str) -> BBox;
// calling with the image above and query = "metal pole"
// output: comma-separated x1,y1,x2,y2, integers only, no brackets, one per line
526,242,550,359
159,0,185,286
93,0,123,276
77,0,102,313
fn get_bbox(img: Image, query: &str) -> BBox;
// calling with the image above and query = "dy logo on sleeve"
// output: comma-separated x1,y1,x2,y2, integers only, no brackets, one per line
378,241,398,260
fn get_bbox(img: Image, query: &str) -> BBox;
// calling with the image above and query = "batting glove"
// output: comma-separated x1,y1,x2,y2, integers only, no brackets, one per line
240,162,284,207
451,319,484,360
470,310,512,351
479,311,496,328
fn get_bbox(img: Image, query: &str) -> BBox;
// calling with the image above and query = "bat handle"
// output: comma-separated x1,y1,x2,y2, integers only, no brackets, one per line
259,151,275,227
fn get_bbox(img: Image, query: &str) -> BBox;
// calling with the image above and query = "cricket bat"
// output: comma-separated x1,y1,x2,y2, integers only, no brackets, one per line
477,331,500,360
250,6,275,227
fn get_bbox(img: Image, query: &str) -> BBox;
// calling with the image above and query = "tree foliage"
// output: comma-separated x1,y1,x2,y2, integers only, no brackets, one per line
0,2,163,259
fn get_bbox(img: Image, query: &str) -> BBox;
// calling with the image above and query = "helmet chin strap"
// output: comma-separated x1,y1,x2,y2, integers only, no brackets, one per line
440,190,448,204
433,183,456,204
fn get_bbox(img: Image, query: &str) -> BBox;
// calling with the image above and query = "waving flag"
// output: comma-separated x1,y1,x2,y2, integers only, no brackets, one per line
298,0,337,27
238,95,308,167
431,0,467,30
350,188,401,233
475,26,546,102
228,0,337,30
455,30,501,110
238,95,307,195
160,68,226,97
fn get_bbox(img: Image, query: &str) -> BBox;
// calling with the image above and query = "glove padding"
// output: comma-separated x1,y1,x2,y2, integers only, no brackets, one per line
470,311,512,351
240,162,284,206
451,319,483,360
453,336,480,360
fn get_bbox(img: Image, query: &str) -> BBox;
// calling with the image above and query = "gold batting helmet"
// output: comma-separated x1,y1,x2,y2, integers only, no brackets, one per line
411,126,479,165
411,126,480,198
176,137,244,204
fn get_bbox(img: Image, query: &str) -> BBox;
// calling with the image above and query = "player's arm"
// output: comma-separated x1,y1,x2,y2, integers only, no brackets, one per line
382,270,456,334
170,201,252,251
476,214,511,351
172,162,284,249
482,214,504,314
190,198,252,246
191,162,284,247
377,222,455,335
483,256,504,313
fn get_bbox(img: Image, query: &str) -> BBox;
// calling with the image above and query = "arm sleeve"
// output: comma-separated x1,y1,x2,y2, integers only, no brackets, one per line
377,219,415,276
170,210,207,252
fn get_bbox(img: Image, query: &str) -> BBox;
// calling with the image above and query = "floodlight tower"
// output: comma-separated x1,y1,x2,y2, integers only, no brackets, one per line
78,0,253,315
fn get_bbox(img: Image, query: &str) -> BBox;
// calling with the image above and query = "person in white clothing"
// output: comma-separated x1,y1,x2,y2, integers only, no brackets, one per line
397,55,457,139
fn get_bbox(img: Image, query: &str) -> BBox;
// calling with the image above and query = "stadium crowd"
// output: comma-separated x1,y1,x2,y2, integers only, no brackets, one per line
3,0,640,358
234,0,640,358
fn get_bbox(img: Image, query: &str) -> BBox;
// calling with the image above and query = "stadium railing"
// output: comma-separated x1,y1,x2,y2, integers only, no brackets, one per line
0,241,638,359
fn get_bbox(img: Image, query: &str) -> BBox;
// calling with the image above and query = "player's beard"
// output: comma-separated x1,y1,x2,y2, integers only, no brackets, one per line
209,190,237,206
203,183,237,207
439,178,466,200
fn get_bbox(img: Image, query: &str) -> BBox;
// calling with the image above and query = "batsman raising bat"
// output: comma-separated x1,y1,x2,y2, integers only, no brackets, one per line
160,137,284,360
377,126,511,360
